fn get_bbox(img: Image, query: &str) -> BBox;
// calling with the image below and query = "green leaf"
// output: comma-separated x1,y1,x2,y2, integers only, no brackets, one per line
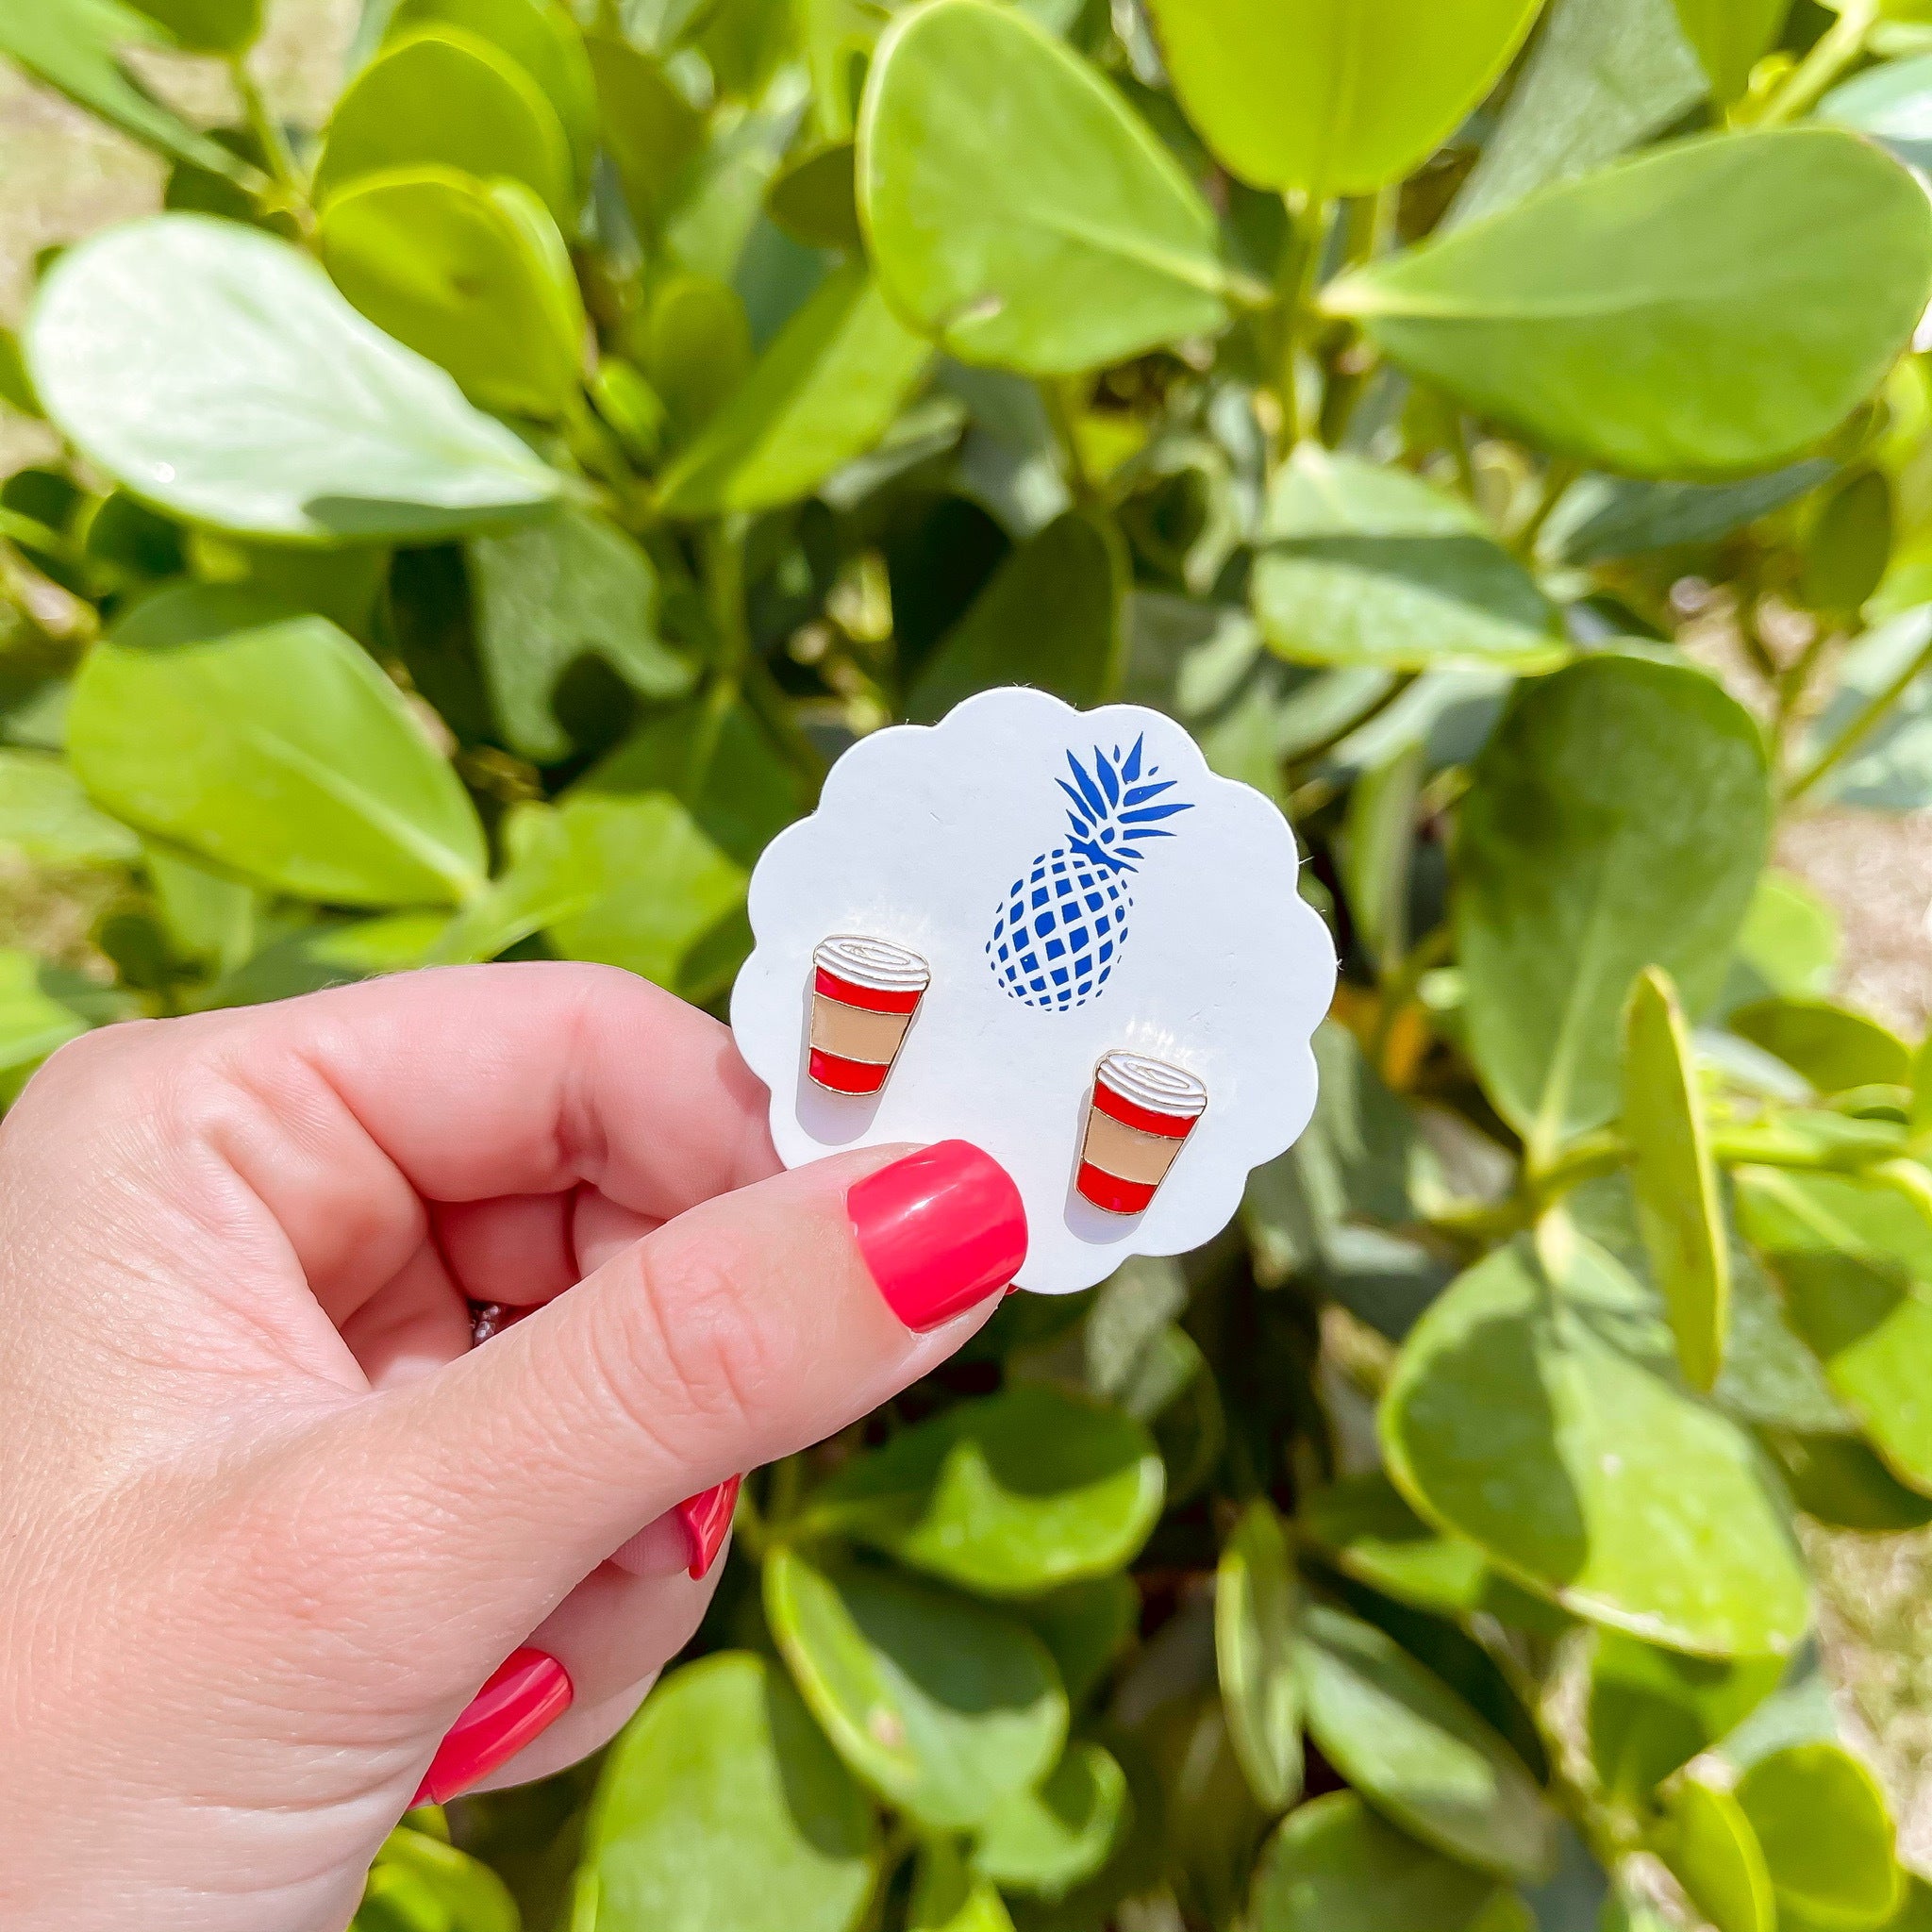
208,910,449,1008
1823,53,1932,173
1250,1791,1530,1932
910,1840,1015,1932
1802,468,1892,616
972,1741,1128,1899
0,952,102,1094
1380,1235,1812,1657
908,509,1123,723
0,750,140,866
26,215,562,544
314,26,577,228
1558,462,1838,568
1253,448,1564,675
319,168,586,421
764,1548,1067,1829
69,584,488,908
1214,1499,1303,1814
658,265,931,515
1343,735,1429,973
588,32,705,235
1805,607,1932,811
1297,1603,1556,1880
1729,997,1912,1094
467,508,691,762
808,1383,1165,1595
1672,0,1792,103
1457,657,1770,1157
528,792,748,1000
1448,0,1707,229
0,0,258,181
1760,1429,1932,1532
129,0,262,53
1624,967,1730,1391
1010,1574,1139,1707
1735,1743,1900,1926
1663,1780,1775,1932
584,1652,878,1932
858,0,1232,375
768,141,862,252
358,1824,520,1932
635,273,755,447
1722,869,1840,1011
1327,129,1932,477
1734,1167,1932,1497
1145,0,1541,195
1589,1632,1783,1805
148,846,256,975
388,0,598,189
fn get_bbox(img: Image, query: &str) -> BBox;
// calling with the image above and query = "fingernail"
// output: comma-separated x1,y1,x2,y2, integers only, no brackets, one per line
848,1140,1027,1332
675,1475,741,1579
412,1649,572,1807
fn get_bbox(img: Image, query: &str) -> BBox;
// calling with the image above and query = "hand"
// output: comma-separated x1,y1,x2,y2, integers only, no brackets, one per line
0,963,1025,1932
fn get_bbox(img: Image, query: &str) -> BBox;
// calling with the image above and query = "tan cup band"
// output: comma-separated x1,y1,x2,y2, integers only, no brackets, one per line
1081,1108,1188,1187
810,994,915,1067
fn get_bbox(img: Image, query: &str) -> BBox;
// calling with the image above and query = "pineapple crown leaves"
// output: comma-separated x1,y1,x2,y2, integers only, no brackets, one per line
1056,735,1192,874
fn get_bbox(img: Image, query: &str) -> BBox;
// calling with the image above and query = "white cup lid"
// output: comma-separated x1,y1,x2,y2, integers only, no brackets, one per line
1095,1050,1208,1118
814,934,931,992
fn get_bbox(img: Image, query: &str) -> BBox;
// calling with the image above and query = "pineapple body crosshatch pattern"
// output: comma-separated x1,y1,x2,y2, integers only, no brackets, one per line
729,687,1337,1294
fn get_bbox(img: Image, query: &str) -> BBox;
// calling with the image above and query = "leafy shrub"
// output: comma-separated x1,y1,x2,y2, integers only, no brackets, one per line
8,0,1932,1926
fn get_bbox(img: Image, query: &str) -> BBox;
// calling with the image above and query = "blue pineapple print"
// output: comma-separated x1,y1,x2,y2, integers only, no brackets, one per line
987,735,1192,1011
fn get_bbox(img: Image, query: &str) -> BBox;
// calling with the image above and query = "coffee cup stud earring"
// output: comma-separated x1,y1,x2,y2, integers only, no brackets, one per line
808,936,931,1094
1075,1051,1207,1213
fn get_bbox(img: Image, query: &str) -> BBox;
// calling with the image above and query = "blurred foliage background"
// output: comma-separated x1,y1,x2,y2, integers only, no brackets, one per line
9,1,1932,1928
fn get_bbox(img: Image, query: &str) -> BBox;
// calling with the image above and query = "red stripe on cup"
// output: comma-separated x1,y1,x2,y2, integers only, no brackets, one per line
1077,1162,1159,1214
810,1047,891,1093
815,966,923,1013
1092,1080,1203,1139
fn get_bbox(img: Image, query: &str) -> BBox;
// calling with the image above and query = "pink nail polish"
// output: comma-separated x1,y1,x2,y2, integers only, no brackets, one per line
675,1475,741,1579
848,1140,1027,1332
412,1648,572,1807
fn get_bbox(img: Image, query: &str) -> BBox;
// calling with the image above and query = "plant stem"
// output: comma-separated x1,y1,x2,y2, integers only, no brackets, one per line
1757,0,1878,125
1783,630,1932,803
229,58,310,231
1274,193,1335,461
1037,377,1096,506
1511,458,1578,561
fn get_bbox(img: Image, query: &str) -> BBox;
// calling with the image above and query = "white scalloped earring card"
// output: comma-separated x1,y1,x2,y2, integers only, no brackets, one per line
729,687,1337,1294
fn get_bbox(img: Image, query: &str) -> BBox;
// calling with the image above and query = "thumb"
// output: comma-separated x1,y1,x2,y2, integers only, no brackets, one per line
316,1139,1024,1638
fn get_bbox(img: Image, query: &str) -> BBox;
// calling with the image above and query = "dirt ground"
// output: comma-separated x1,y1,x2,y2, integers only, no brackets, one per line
5,0,1932,1881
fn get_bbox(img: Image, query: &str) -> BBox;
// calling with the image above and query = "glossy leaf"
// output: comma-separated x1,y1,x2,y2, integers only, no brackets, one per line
910,1840,1014,1932
1822,52,1932,174
1147,0,1541,194
1723,870,1840,1011
858,0,1232,375
69,585,488,908
1558,462,1837,568
971,1741,1128,1899
1298,1603,1555,1880
809,1383,1164,1596
1449,0,1707,228
1672,0,1791,102
0,952,104,1095
1380,1236,1812,1656
1457,657,1771,1157
467,508,691,762
1250,1791,1531,1932
26,216,561,543
319,168,585,420
1328,130,1932,477
1011,1574,1139,1707
1735,1743,1900,1927
1624,968,1730,1391
1734,1168,1932,1497
1215,1499,1303,1813
387,0,597,188
658,266,931,515
585,1652,878,1932
1802,469,1892,616
1665,1780,1774,1932
0,750,141,866
588,32,704,234
1590,1632,1783,1806
531,793,748,1000
1729,997,1912,1095
357,1824,519,1932
768,141,862,252
636,274,754,447
314,26,576,227
764,1548,1067,1829
908,509,1122,724
130,0,262,52
1253,448,1564,675
0,0,258,180
1761,1430,1932,1533
1303,1470,1497,1618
